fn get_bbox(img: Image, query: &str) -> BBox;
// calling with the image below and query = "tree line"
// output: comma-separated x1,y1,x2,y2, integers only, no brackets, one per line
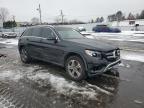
3,21,17,28
107,10,144,22
0,7,17,28
1,6,144,27
90,10,144,23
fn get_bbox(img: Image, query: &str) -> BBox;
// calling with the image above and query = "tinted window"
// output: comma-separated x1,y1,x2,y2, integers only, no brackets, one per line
55,27,84,39
31,27,41,37
23,28,33,36
41,28,55,39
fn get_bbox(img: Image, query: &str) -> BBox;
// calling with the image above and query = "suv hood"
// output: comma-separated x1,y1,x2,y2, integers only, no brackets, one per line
66,38,118,52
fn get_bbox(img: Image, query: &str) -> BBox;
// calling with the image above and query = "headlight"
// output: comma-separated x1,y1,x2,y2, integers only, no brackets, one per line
85,50,101,58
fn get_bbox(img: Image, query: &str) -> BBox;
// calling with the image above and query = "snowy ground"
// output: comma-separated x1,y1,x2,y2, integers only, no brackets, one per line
84,31,144,43
0,32,144,108
0,45,119,108
0,38,18,45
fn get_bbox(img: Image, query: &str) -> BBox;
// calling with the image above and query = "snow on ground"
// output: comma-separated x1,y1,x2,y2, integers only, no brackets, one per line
85,31,144,43
28,72,111,100
118,63,130,68
0,38,18,45
0,70,23,81
121,51,144,62
0,63,111,100
129,39,144,43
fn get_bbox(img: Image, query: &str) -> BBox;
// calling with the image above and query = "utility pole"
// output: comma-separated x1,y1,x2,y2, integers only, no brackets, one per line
12,15,15,32
60,10,64,24
37,4,42,24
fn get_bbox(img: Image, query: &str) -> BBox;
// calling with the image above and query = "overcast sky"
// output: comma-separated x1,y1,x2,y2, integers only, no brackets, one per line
0,0,144,22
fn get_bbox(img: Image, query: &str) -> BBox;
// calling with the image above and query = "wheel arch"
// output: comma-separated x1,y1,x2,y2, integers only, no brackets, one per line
19,45,24,51
64,52,88,71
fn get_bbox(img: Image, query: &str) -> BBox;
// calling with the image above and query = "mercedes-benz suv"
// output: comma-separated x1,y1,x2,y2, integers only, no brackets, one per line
18,25,121,81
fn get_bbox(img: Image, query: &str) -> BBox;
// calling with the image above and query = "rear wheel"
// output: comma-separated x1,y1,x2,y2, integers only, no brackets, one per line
2,34,5,38
20,47,31,63
65,56,86,81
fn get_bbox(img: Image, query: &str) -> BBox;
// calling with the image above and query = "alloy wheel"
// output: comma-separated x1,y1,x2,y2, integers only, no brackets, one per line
67,59,82,78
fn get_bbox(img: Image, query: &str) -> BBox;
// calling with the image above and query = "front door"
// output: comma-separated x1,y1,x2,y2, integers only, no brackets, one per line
40,27,64,64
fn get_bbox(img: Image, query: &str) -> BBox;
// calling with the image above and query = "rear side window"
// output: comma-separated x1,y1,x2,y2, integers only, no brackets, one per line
41,28,55,39
22,28,33,36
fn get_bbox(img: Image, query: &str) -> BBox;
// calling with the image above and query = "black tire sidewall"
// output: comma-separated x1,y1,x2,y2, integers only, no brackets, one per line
20,47,31,63
65,56,86,81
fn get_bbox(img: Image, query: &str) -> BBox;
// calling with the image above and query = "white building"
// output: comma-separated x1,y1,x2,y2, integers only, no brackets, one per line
110,19,144,31
110,19,144,27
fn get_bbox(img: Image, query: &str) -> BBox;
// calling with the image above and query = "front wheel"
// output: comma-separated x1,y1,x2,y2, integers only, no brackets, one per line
65,56,86,81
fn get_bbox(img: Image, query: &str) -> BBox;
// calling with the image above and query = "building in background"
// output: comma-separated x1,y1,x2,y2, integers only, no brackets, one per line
109,19,144,31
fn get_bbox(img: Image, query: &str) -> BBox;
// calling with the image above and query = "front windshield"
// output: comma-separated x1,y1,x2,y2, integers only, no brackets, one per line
56,27,85,39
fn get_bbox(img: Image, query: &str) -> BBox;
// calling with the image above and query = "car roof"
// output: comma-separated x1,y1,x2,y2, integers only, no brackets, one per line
29,25,72,30
29,25,54,28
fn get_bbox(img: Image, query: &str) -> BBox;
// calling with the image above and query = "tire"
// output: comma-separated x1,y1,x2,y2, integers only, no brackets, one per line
2,34,4,38
20,47,32,63
65,56,86,81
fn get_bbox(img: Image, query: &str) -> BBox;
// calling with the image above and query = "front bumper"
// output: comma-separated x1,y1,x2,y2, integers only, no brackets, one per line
87,59,121,76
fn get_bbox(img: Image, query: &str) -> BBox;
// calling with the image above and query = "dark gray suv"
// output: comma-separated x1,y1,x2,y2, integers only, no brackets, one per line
18,25,121,81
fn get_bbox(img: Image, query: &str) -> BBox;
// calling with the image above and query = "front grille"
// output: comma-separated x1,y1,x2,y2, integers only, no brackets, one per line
104,49,120,62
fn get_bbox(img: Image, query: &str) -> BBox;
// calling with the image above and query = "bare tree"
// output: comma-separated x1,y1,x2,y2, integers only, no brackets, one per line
100,17,104,22
116,11,123,21
139,10,144,19
136,13,140,19
0,7,9,22
127,13,135,20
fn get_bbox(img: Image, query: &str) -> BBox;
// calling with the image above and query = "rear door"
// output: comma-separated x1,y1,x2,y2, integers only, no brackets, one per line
24,27,42,58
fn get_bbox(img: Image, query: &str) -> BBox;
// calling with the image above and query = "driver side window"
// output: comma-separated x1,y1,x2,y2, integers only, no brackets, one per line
41,28,55,39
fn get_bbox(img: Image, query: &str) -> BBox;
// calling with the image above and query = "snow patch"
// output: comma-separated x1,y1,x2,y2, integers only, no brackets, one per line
0,39,18,45
118,63,130,68
89,31,144,43
118,63,125,67
86,83,112,95
103,86,115,91
0,70,23,81
129,39,144,43
121,53,144,62
134,100,143,104
28,72,112,100
28,72,99,99
86,35,95,39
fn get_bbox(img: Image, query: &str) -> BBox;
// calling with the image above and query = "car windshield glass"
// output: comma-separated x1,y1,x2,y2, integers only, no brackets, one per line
56,28,84,39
